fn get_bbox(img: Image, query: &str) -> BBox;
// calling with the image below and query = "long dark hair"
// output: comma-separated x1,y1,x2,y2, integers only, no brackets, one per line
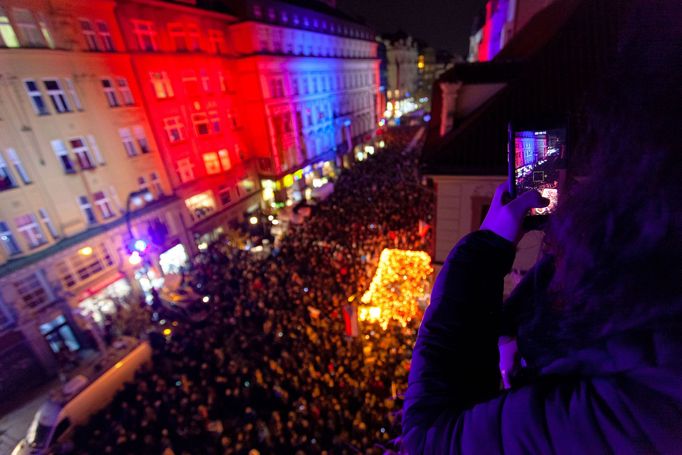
545,0,682,344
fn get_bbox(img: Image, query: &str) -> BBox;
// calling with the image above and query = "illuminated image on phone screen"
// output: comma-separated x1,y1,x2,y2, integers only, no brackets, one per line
514,128,565,215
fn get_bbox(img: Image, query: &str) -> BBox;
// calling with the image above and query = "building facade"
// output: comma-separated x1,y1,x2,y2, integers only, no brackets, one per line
0,0,381,398
0,0,192,400
378,31,419,121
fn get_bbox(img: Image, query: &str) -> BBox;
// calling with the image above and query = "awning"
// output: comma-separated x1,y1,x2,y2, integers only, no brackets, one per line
78,272,126,301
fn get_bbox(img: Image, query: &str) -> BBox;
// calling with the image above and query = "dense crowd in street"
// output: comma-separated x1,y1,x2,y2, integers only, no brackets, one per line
72,125,434,455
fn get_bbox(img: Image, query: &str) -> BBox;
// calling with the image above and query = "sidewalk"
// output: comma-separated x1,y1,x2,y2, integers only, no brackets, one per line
0,377,59,454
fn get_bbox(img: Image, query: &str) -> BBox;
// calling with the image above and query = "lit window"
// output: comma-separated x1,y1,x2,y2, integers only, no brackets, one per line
118,128,137,157
186,23,200,51
101,78,119,107
69,137,94,170
36,13,53,48
218,185,231,205
132,20,156,51
203,152,221,175
0,7,19,48
6,148,30,184
0,152,17,191
80,19,100,50
43,79,71,113
184,191,216,219
96,20,114,51
13,8,44,47
64,79,83,111
150,71,174,98
15,213,45,248
78,195,97,224
116,77,135,105
176,158,194,183
24,79,49,115
218,149,231,170
150,171,164,196
133,126,150,153
191,113,209,135
208,29,226,54
0,221,21,255
163,116,185,142
93,191,114,219
86,135,105,165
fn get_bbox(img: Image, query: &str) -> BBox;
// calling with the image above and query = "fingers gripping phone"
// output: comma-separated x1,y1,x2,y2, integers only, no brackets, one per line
507,118,567,229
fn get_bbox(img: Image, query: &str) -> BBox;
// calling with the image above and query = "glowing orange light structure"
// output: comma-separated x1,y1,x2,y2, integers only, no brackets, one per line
360,249,433,329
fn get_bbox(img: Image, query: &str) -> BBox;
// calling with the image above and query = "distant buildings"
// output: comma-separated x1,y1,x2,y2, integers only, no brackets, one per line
0,0,380,399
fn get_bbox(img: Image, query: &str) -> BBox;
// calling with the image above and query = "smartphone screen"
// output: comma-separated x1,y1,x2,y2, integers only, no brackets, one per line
513,128,566,215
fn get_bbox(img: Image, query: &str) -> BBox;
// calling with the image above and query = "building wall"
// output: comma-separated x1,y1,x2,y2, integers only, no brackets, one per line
0,0,189,389
430,174,543,297
380,35,418,100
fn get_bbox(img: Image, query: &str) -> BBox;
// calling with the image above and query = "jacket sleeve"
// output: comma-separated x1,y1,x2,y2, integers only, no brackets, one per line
402,229,516,453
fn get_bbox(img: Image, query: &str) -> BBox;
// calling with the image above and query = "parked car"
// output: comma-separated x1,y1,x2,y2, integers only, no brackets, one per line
12,337,152,455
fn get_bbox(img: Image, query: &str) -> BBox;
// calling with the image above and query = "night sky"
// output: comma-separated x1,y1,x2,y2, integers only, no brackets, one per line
336,0,486,57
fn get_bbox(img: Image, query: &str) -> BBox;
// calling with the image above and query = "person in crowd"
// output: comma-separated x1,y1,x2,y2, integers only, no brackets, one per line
401,2,681,453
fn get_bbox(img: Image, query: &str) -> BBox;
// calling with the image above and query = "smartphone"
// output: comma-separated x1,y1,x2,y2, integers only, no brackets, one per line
507,118,567,222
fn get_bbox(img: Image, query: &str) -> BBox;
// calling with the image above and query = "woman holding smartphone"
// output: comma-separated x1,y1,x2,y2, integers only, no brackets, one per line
401,1,682,453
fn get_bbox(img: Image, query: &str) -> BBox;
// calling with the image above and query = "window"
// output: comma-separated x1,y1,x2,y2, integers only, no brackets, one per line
0,7,19,48
93,191,114,219
71,250,103,280
253,5,262,18
150,171,164,196
86,135,105,165
96,21,114,51
13,8,44,47
200,70,211,92
116,77,134,105
218,149,231,170
186,23,200,51
78,195,97,224
0,152,17,191
227,110,238,129
209,110,220,133
50,139,75,173
218,185,231,205
132,20,156,51
291,78,299,96
137,176,148,192
177,158,194,183
118,128,137,157
150,71,173,98
101,78,119,107
208,30,225,54
38,208,58,239
203,152,221,175
69,138,94,169
6,148,30,184
184,191,216,219
79,19,100,50
100,244,114,267
108,186,122,212
168,22,186,51
37,13,53,48
56,260,76,288
14,273,49,308
181,70,200,96
163,116,185,142
0,221,21,255
24,79,48,115
42,79,70,113
15,213,45,248
134,126,150,153
64,79,82,111
191,113,209,135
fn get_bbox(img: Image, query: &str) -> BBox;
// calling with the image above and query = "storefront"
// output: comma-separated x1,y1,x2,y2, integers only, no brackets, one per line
39,314,80,353
159,243,189,273
77,275,132,326
261,159,338,208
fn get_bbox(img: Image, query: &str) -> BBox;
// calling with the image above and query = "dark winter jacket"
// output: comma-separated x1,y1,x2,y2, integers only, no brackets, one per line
402,230,682,454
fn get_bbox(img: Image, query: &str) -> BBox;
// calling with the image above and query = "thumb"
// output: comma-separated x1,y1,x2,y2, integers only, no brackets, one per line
509,190,549,216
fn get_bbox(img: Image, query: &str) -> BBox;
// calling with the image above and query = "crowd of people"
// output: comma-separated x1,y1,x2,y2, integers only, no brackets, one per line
72,125,434,455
